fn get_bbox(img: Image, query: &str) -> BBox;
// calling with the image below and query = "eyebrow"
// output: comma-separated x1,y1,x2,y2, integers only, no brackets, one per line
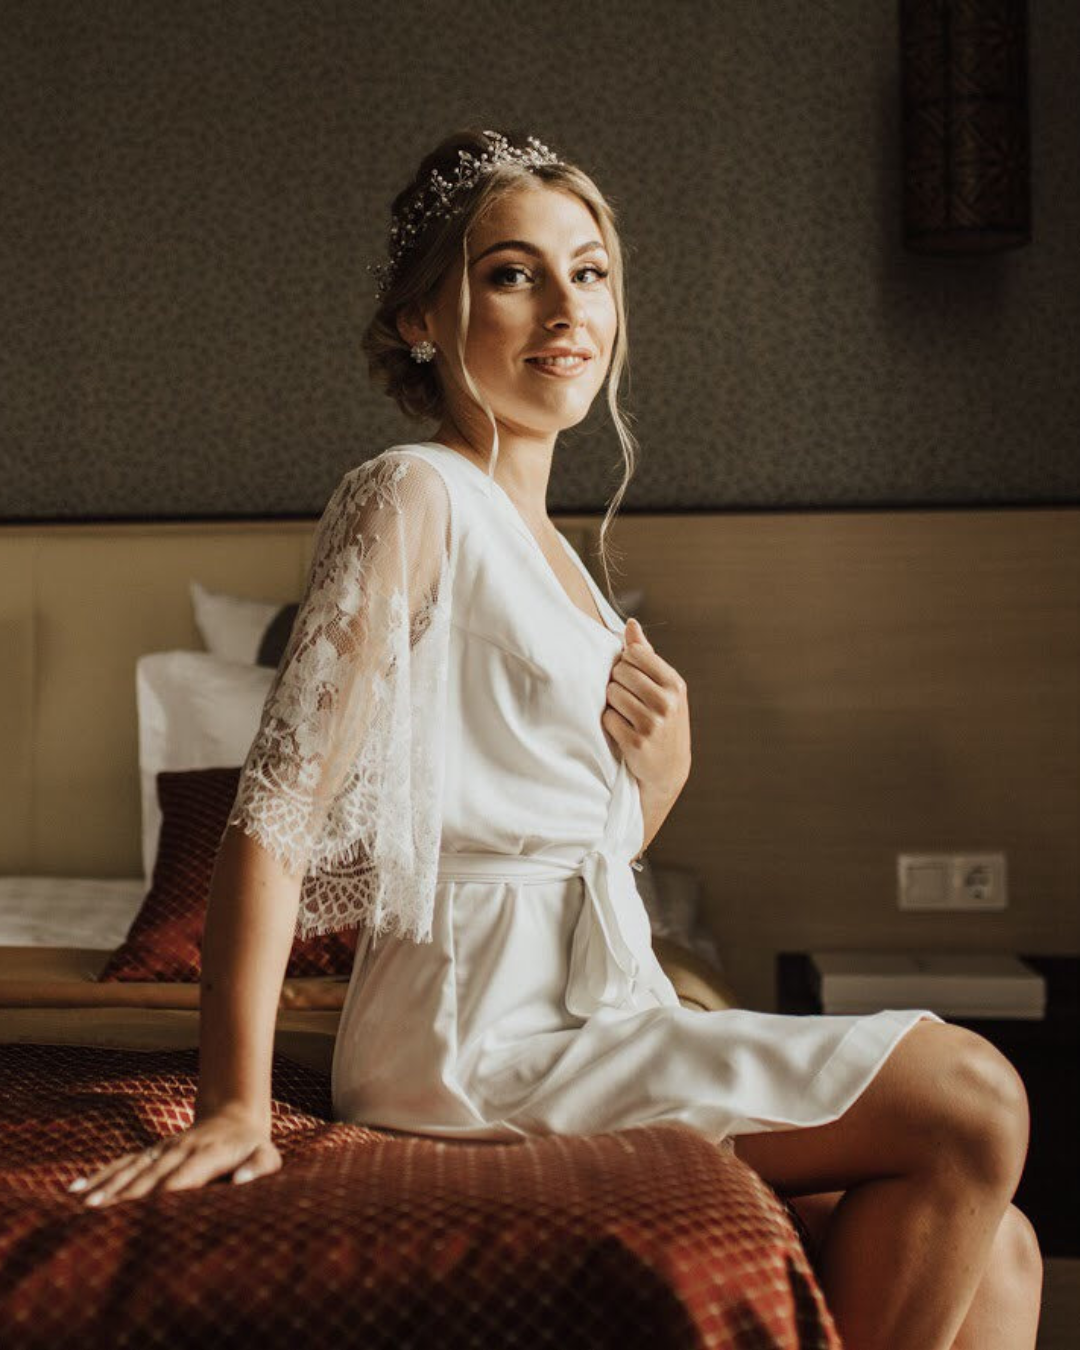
470,238,607,265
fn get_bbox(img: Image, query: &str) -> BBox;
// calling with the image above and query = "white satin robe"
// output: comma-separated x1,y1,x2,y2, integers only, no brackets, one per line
330,442,943,1145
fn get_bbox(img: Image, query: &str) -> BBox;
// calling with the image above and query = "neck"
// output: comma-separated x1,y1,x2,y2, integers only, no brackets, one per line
432,417,555,531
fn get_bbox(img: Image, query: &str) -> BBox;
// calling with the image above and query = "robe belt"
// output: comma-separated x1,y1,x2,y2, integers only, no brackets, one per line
435,763,649,1019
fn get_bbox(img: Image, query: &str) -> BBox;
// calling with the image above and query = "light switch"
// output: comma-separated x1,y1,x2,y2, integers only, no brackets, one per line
906,861,950,907
897,852,1008,911
896,858,950,912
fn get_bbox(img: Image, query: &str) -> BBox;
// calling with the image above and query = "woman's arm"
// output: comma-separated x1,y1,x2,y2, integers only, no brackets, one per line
634,773,690,863
194,824,304,1131
70,825,300,1205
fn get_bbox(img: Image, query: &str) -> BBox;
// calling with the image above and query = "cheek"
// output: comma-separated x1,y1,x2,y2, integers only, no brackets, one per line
601,298,619,342
465,309,521,366
590,301,618,362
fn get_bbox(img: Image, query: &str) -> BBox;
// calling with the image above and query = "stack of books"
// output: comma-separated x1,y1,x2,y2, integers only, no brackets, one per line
809,951,1047,1019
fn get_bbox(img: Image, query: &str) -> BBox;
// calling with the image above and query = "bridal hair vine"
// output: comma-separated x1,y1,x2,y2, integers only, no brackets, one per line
367,129,564,300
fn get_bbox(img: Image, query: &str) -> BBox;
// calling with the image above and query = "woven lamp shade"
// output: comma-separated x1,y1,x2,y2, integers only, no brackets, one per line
900,0,1032,254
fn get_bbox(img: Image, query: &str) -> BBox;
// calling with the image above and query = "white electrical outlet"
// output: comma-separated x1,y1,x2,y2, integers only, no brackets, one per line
897,853,1007,911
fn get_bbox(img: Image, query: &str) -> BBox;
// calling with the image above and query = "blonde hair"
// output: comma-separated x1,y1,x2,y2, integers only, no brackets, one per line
360,126,639,617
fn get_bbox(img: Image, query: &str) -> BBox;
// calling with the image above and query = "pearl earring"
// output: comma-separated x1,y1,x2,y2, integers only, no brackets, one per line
411,340,437,363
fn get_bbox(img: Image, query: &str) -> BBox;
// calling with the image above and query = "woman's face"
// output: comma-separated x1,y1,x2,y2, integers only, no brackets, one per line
428,182,618,439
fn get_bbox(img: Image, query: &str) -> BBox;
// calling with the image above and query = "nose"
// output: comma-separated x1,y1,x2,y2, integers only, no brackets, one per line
543,273,588,331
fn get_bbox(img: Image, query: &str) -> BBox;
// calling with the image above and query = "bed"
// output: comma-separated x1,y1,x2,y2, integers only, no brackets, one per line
0,516,838,1349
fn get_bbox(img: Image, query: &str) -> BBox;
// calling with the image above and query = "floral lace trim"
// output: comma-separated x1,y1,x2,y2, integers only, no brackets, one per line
226,450,452,943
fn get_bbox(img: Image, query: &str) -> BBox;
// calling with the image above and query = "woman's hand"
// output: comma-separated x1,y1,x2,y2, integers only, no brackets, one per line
66,1103,281,1207
602,617,692,806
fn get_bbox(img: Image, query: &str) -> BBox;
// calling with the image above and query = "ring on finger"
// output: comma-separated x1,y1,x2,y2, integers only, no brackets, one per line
86,1146,164,1205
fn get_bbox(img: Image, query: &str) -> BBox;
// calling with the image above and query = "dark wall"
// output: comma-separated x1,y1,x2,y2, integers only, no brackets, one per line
2,0,1077,521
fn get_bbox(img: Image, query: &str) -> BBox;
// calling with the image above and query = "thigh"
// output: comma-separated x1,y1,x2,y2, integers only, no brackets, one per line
732,1017,1019,1196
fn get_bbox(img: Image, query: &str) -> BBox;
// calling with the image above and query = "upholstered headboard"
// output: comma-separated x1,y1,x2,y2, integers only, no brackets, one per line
3,505,1076,1012
0,515,593,877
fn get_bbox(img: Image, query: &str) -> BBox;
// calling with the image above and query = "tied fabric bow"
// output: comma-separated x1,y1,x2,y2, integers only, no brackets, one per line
564,845,654,1019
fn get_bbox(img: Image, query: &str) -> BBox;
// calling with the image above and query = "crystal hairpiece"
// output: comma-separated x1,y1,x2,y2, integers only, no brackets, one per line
367,129,564,300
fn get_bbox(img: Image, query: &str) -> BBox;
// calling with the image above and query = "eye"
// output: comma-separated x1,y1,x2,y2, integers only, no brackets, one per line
488,261,607,288
492,264,531,286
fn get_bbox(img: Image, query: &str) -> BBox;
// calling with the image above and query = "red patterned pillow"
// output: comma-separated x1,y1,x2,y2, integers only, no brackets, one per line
99,767,358,982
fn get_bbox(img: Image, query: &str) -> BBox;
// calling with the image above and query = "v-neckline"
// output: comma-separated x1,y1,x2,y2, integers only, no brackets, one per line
418,442,623,642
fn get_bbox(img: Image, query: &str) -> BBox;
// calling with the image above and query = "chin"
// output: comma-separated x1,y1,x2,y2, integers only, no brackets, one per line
519,387,603,422
515,406,595,437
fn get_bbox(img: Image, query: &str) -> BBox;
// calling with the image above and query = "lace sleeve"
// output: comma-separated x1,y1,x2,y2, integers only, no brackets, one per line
225,449,453,944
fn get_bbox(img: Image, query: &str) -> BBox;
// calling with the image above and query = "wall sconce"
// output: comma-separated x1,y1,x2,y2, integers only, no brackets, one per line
900,0,1031,253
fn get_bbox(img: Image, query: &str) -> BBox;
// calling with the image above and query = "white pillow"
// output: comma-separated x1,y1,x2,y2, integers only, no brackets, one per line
190,580,285,665
135,650,273,884
0,876,147,948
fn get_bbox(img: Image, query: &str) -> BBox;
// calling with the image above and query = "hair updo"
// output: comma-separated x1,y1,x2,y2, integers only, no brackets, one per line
361,126,641,612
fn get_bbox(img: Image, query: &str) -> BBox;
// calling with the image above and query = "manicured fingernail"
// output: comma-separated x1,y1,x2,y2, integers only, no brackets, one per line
85,1192,104,1206
234,1166,254,1184
68,1177,88,1193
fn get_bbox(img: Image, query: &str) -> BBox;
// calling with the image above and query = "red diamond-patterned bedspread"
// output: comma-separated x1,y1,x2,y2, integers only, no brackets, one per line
0,1043,839,1349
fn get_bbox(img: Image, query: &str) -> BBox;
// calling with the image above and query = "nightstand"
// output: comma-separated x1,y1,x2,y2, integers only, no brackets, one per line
777,952,1080,1259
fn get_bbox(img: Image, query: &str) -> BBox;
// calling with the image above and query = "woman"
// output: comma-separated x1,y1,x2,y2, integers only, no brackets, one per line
71,128,1041,1349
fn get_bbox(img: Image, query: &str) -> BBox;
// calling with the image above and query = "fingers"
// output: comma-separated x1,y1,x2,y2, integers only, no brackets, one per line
157,1139,280,1193
145,1145,230,1196
66,1156,131,1200
68,1137,283,1206
624,616,649,640
609,663,679,722
108,1144,202,1203
600,703,634,740
609,659,658,707
617,640,679,691
232,1142,282,1185
70,1141,189,1208
604,681,651,736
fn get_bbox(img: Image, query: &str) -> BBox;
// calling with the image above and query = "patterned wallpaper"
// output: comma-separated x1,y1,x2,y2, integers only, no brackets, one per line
2,0,1077,521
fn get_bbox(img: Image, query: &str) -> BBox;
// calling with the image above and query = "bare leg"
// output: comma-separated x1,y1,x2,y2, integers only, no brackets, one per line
732,1020,1032,1350
791,1194,1043,1350
814,1166,1012,1347
949,1202,1042,1350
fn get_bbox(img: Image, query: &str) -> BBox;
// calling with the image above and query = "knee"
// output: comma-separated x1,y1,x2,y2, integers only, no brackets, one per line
992,1204,1044,1298
936,1027,1031,1192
